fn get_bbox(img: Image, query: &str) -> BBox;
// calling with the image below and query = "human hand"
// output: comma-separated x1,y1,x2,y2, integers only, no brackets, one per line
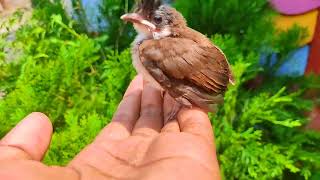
0,75,221,180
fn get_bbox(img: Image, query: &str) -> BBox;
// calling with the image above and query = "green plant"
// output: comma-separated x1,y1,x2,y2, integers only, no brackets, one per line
211,34,320,179
99,0,136,50
0,2,135,164
174,0,270,37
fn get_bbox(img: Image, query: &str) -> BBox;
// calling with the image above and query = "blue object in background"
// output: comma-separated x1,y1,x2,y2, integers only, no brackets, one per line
79,0,173,32
260,52,278,67
81,0,108,32
260,45,310,77
63,0,108,32
71,0,173,32
276,46,310,76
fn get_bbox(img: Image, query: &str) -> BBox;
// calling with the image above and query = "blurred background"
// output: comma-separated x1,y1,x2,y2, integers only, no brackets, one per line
1,0,320,179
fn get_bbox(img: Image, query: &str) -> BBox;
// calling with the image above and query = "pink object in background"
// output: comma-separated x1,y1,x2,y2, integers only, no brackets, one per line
270,0,320,15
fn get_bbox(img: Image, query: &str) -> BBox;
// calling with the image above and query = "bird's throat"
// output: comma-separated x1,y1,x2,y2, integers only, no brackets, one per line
134,24,172,42
152,27,171,40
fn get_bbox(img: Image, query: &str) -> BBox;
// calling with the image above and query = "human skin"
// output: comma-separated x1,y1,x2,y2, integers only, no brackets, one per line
0,0,31,10
0,75,221,180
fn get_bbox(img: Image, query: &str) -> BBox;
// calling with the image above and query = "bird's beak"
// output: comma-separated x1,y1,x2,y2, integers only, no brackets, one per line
121,13,156,31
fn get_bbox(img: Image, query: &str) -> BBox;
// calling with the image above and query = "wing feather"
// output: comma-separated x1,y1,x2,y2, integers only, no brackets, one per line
139,37,231,94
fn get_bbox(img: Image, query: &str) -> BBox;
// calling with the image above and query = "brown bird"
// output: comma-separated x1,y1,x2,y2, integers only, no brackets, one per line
121,0,234,117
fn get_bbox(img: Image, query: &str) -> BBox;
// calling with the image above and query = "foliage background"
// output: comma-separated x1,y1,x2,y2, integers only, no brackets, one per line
1,0,320,179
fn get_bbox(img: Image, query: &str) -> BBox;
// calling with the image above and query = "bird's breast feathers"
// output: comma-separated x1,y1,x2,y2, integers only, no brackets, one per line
132,39,163,89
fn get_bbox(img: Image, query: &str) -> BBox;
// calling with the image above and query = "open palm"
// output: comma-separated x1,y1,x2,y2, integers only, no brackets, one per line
0,75,220,180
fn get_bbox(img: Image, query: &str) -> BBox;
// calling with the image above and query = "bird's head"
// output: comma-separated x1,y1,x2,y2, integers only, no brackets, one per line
121,0,186,39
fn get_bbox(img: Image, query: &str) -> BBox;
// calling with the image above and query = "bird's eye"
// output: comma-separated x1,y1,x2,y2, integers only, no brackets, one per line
153,16,163,24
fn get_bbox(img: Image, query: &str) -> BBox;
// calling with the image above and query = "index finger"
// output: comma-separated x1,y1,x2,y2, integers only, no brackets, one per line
95,75,143,141
177,107,214,143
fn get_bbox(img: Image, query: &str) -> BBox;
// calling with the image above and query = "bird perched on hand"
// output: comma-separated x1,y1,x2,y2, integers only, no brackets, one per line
121,0,234,117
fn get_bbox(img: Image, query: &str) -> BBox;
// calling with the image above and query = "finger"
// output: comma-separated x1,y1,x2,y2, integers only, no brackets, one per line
95,75,143,141
161,119,180,133
0,161,79,180
124,75,144,98
177,108,214,143
161,92,180,132
133,83,163,137
0,112,53,161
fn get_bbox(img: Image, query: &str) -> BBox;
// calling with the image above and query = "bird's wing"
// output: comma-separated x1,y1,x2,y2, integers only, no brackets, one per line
139,37,232,94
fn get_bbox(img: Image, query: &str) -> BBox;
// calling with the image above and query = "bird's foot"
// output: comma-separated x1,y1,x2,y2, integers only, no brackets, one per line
166,101,182,122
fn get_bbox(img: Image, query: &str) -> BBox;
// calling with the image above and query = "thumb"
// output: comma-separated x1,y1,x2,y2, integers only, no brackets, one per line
0,112,53,161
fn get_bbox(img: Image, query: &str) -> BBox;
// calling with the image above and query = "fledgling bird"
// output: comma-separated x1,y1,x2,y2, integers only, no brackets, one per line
121,0,234,116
